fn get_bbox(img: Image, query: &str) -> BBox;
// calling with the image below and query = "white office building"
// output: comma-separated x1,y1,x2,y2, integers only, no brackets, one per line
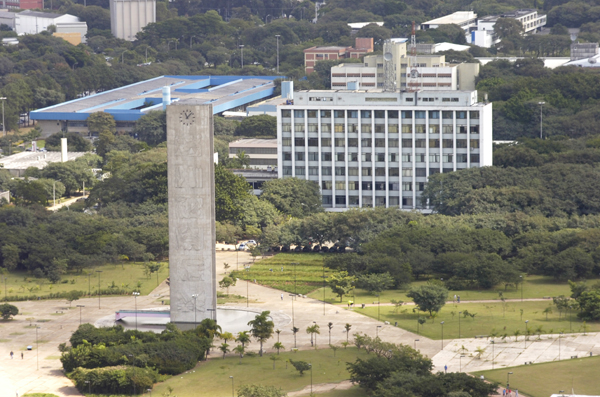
277,89,492,211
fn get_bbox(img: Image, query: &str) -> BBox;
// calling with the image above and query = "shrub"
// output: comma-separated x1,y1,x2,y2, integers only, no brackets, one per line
70,366,158,395
0,303,18,320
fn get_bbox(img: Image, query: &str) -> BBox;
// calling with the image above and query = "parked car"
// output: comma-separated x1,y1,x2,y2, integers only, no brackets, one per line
238,243,247,250
246,240,257,246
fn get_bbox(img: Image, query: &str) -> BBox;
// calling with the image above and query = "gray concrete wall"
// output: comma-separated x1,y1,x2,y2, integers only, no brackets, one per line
167,103,217,327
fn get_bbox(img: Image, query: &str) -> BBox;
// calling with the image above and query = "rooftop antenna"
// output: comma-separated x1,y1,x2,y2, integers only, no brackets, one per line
408,21,420,92
382,40,396,92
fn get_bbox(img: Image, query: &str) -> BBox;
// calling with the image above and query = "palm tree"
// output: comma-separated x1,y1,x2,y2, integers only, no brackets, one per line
221,331,234,344
219,342,230,359
514,329,521,342
292,326,299,348
275,329,281,343
328,322,333,345
543,307,553,320
233,344,245,364
345,323,352,343
475,346,486,359
535,325,544,340
236,331,250,347
306,324,320,348
273,341,284,354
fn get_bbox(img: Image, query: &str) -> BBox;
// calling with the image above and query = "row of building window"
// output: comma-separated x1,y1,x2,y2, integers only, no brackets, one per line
284,124,480,134
283,156,480,176
322,196,414,206
282,110,480,119
284,138,480,148
321,181,425,191
285,152,472,163
229,147,277,154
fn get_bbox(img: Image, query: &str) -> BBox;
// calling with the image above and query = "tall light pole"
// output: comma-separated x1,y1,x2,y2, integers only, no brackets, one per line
0,97,6,136
190,35,196,49
524,320,529,348
192,293,198,328
376,325,382,338
309,363,313,395
229,376,234,397
36,326,41,370
289,293,295,329
133,292,140,331
3,276,6,299
491,340,495,369
77,305,85,325
275,34,280,74
507,371,513,389
440,321,445,350
322,265,326,315
569,306,572,332
520,275,523,302
414,339,419,350
239,45,244,69
377,293,380,321
460,354,466,372
96,270,102,309
559,331,563,360
85,380,91,394
458,311,462,339
538,101,545,139
129,354,136,395
245,266,249,307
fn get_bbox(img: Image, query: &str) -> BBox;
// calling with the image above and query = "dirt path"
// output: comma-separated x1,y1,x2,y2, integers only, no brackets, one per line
287,380,355,396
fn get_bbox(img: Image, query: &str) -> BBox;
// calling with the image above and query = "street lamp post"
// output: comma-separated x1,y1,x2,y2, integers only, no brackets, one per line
524,320,529,348
96,270,102,309
289,293,296,329
36,326,40,370
147,389,152,397
88,273,91,296
245,266,249,307
491,340,495,369
229,376,234,397
377,293,380,321
322,266,326,315
458,311,462,339
275,34,280,74
0,97,6,136
559,331,563,360
309,363,313,395
239,45,244,69
460,354,465,372
192,294,199,328
569,306,572,332
376,325,382,338
414,339,419,350
129,354,136,395
538,101,545,139
440,321,445,349
190,35,196,49
207,308,215,321
133,292,140,330
77,305,85,325
3,276,6,299
507,371,513,389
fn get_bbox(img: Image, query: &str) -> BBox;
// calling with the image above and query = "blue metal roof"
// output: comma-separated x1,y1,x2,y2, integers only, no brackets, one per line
31,75,280,122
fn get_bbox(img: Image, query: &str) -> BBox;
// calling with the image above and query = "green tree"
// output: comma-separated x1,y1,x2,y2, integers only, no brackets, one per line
88,112,116,157
357,272,395,295
218,342,230,359
45,132,92,152
406,285,448,316
233,344,245,364
220,332,234,344
215,164,252,222
306,324,320,347
234,115,276,137
134,111,166,146
219,276,236,295
494,18,524,39
235,330,251,347
0,303,18,320
214,116,239,136
260,178,322,218
576,289,600,321
289,359,311,375
65,290,83,306
273,341,284,354
1,243,19,270
327,271,357,302
247,310,274,357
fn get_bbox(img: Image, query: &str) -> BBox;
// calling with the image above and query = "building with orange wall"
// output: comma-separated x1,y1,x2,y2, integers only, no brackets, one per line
303,37,373,74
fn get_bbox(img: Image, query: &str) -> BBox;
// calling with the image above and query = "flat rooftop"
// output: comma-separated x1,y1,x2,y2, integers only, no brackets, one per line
423,11,477,25
0,151,88,170
31,75,279,122
229,139,277,148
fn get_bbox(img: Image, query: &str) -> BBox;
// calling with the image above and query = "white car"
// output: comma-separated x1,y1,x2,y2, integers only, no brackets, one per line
246,240,257,246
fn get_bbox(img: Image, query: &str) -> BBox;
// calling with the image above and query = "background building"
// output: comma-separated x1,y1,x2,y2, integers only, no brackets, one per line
0,151,88,177
303,37,373,74
110,0,156,41
571,43,599,61
229,138,277,170
470,10,546,47
232,169,278,196
331,39,479,91
0,11,88,42
0,0,42,9
421,11,477,34
278,89,492,212
31,75,280,137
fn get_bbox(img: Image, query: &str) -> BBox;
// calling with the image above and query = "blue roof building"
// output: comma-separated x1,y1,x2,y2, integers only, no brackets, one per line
31,75,279,137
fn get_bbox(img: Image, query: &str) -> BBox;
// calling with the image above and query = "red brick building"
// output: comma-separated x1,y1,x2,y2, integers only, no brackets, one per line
303,37,374,74
2,0,43,9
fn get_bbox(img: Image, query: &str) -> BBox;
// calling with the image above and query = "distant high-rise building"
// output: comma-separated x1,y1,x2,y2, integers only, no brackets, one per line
110,0,155,41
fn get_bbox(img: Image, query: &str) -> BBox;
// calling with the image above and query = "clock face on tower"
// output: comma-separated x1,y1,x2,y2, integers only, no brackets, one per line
179,109,195,126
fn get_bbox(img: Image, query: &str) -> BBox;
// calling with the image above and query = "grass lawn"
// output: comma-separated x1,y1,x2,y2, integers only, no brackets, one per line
308,275,575,305
1,262,168,301
152,347,368,397
355,300,600,339
316,387,367,396
473,356,600,397
231,253,333,295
